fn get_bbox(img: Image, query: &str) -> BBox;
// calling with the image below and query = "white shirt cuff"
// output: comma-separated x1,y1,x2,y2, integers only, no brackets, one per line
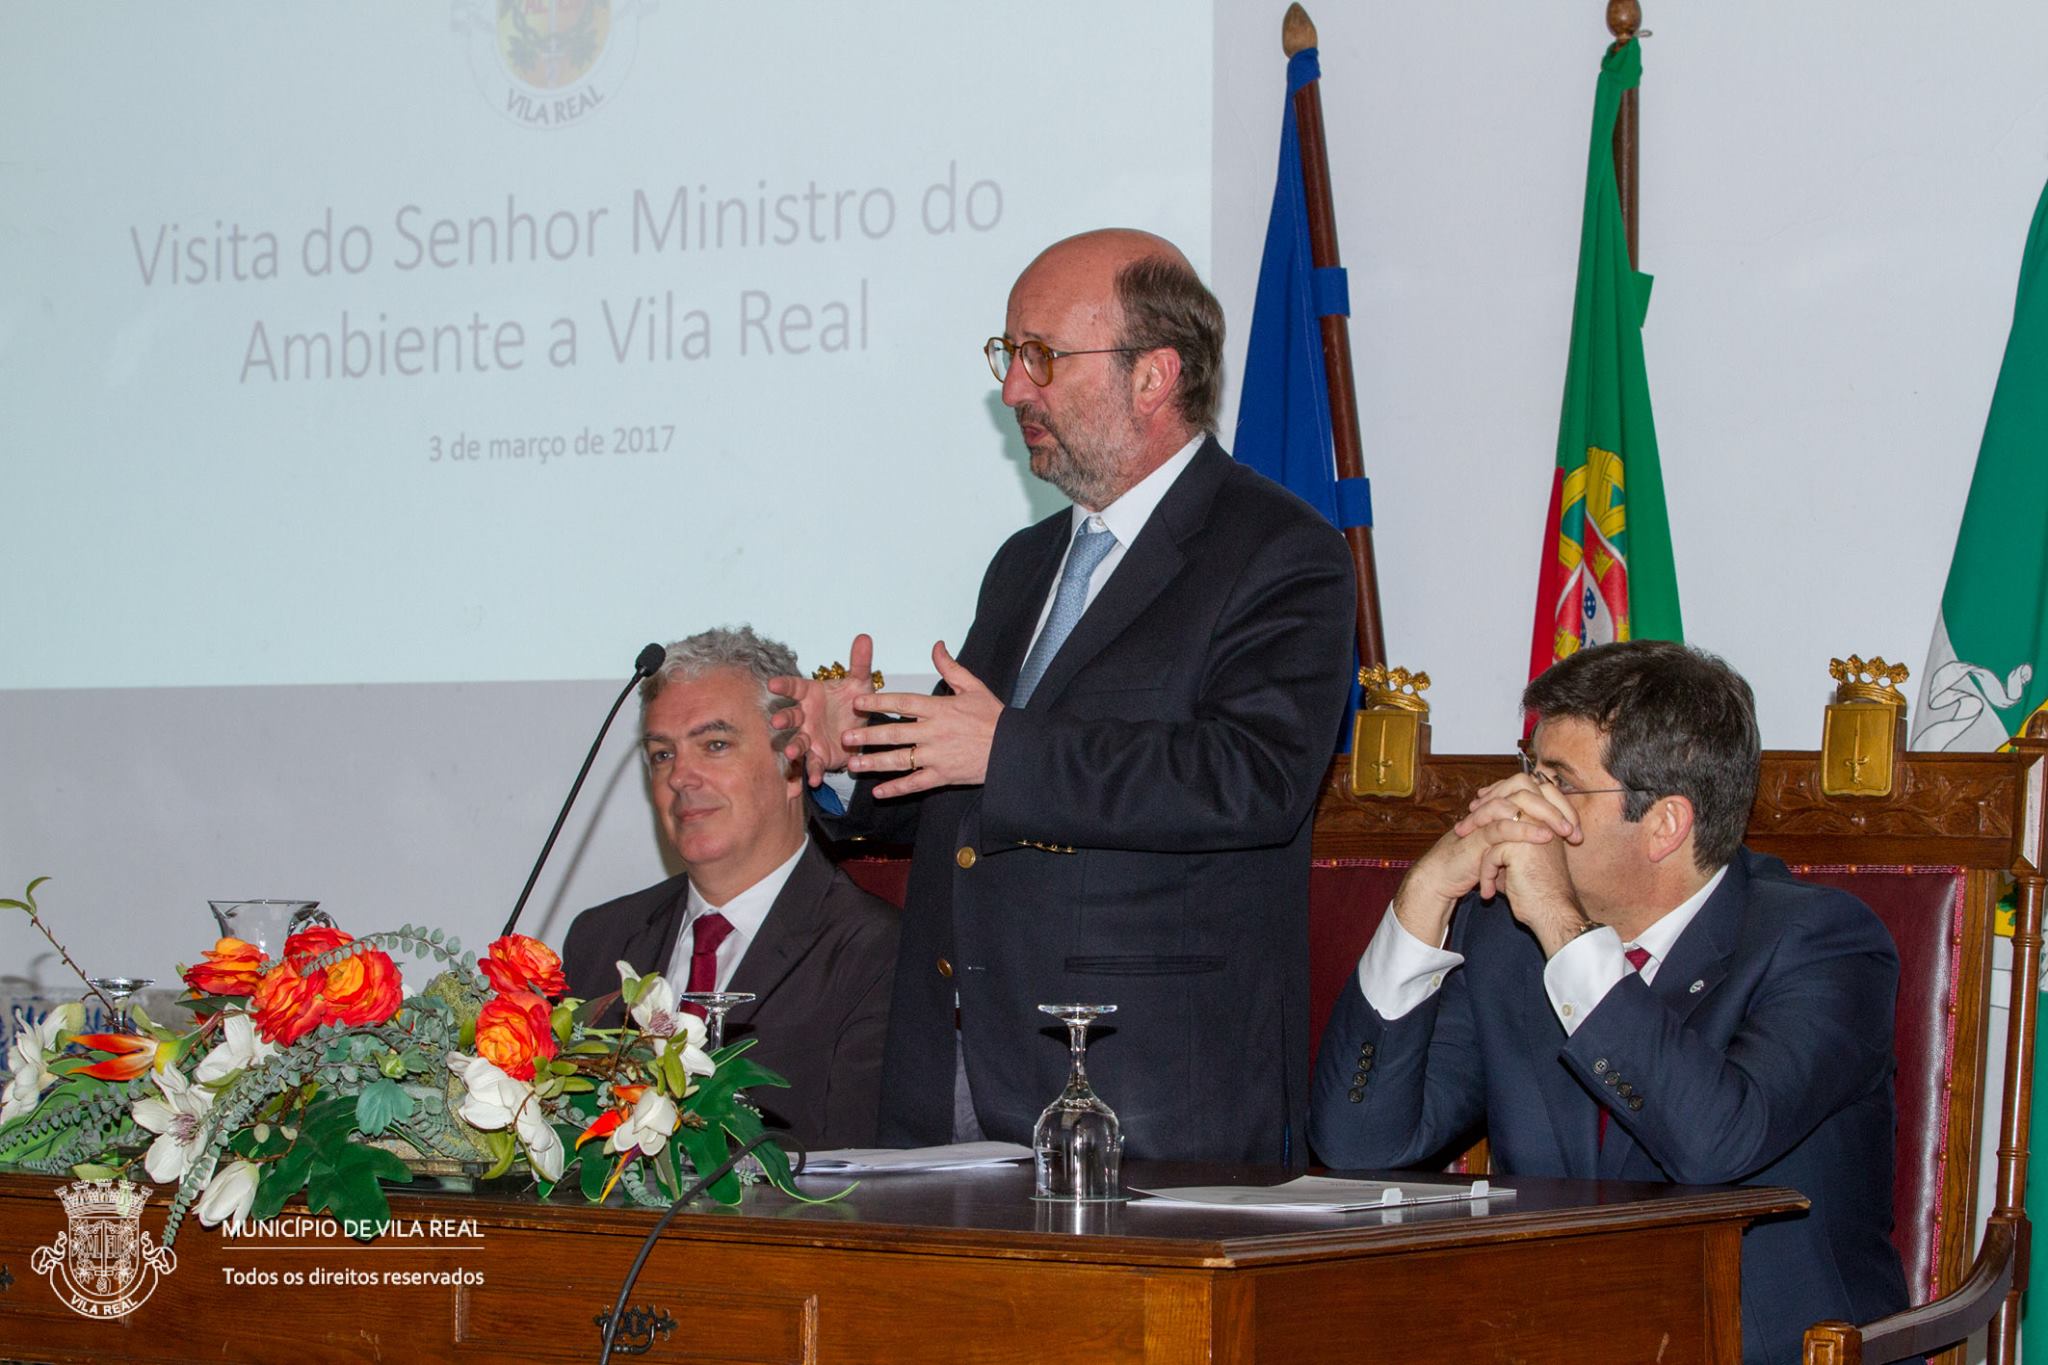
1357,907,1464,1021
1541,925,1629,1036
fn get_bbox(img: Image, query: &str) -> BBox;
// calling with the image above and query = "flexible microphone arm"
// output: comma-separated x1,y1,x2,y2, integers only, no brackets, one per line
501,642,666,940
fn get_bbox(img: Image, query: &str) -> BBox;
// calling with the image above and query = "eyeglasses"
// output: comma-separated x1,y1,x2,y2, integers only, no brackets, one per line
1519,750,1650,799
984,335,1142,387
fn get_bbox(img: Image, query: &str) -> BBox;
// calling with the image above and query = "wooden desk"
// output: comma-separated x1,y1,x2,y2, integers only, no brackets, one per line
0,1165,1801,1364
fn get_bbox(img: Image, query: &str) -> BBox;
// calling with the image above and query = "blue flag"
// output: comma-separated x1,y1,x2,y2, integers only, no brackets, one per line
1234,46,1367,741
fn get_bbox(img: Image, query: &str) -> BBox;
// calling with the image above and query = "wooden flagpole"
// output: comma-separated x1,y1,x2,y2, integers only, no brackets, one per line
1283,4,1386,670
1608,1,1642,269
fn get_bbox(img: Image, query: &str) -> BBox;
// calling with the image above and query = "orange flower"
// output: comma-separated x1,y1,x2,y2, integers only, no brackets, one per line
181,937,269,998
481,934,569,999
249,925,403,1043
474,990,557,1081
251,960,326,1046
73,1032,159,1081
320,942,403,1028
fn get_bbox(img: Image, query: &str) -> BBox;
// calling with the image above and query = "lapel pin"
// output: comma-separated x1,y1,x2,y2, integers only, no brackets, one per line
1688,979,1704,994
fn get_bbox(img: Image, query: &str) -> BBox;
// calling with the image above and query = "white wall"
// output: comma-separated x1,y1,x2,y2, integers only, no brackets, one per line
7,0,2048,993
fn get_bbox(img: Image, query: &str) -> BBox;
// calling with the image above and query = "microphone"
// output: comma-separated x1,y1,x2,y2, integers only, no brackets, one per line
500,643,666,940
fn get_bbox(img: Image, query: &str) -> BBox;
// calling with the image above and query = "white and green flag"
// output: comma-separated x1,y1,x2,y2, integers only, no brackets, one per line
1926,179,2048,1365
1914,179,2048,753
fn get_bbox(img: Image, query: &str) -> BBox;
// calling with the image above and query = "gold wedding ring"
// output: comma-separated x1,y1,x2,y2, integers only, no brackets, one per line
909,746,920,771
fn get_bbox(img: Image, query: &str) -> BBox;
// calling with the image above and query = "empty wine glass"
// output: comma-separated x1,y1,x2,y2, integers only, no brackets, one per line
207,900,328,958
679,991,755,1052
87,977,153,1033
1033,1003,1124,1203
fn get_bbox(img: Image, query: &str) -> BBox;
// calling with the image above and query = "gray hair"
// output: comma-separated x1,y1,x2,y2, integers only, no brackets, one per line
640,625,799,740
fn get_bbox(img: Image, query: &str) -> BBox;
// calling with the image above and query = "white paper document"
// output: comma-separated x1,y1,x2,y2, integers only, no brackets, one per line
802,1142,1035,1174
1131,1175,1507,1213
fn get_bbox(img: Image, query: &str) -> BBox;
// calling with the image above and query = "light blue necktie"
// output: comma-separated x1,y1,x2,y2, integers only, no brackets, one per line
1011,520,1117,707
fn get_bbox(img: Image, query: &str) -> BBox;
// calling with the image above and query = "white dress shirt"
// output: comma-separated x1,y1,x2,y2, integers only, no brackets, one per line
1357,864,1730,1036
663,837,809,990
1021,434,1204,649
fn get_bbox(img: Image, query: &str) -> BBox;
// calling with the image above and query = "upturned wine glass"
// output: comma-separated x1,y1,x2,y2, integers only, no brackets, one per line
679,991,755,1053
1032,1003,1124,1203
207,900,329,957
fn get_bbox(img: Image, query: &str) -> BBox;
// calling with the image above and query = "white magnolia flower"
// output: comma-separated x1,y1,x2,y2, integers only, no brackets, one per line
1,1001,84,1124
193,1012,276,1086
133,1066,215,1182
605,1088,680,1159
616,962,715,1081
196,1158,260,1231
446,1052,564,1182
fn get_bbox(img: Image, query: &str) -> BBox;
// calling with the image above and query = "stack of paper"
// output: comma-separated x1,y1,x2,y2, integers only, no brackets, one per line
802,1142,1035,1174
1130,1175,1506,1212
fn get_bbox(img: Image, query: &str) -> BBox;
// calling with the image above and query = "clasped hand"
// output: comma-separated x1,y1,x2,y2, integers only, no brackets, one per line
1392,772,1594,958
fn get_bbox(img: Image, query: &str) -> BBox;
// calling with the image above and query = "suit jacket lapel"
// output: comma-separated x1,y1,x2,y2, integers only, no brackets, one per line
724,844,834,1032
1596,861,1747,1178
624,875,691,982
1021,439,1224,711
1648,856,1746,1019
982,516,1071,702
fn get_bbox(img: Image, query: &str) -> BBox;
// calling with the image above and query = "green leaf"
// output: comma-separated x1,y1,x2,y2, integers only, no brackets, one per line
71,1162,121,1181
477,1128,517,1180
673,1121,740,1205
354,1078,414,1137
579,1143,614,1201
251,1143,316,1223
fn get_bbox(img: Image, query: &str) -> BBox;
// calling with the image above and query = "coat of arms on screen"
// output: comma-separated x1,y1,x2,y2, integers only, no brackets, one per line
455,0,648,130
30,1179,177,1319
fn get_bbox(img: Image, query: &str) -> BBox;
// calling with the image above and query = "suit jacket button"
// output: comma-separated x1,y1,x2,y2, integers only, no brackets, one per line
1360,1044,1375,1059
955,846,978,869
1628,1096,1644,1111
937,957,954,978
1603,1074,1618,1088
1616,1083,1633,1097
1351,1070,1368,1085
1347,1087,1365,1103
1592,1058,1608,1075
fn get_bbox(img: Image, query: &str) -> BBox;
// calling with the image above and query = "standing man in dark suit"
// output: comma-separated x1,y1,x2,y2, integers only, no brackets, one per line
563,627,898,1152
772,230,1356,1164
1309,641,1911,1364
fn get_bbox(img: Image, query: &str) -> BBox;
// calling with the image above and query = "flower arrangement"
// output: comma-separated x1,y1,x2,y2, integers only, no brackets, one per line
0,878,811,1243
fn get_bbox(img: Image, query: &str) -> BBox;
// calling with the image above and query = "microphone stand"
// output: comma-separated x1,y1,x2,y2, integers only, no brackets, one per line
502,643,665,940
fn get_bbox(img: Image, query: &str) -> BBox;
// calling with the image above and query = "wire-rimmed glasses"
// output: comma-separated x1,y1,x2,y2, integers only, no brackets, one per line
984,336,1142,387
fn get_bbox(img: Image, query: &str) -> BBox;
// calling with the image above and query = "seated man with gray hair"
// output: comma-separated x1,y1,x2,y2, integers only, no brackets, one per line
564,626,899,1150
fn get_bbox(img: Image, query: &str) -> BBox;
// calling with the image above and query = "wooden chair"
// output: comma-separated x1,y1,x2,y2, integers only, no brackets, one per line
837,722,2046,1364
1310,727,2048,1365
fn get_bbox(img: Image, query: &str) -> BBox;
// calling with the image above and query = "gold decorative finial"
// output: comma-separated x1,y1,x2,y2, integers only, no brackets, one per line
1828,655,1911,709
1606,0,1641,43
1358,665,1431,716
1351,664,1432,798
1282,3,1318,57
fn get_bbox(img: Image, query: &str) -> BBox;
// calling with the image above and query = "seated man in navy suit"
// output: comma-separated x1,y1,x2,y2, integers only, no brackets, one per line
1310,640,1911,1365
563,627,899,1152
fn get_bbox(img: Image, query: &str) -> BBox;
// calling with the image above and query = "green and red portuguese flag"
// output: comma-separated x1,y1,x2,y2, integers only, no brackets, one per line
1528,37,1682,684
1921,177,2048,1364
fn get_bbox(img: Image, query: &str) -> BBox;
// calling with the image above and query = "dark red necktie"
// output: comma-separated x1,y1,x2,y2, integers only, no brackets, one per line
1597,947,1655,1148
681,911,733,1018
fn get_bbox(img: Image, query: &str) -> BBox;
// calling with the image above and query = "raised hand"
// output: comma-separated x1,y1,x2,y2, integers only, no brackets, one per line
845,642,1004,799
767,632,877,787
